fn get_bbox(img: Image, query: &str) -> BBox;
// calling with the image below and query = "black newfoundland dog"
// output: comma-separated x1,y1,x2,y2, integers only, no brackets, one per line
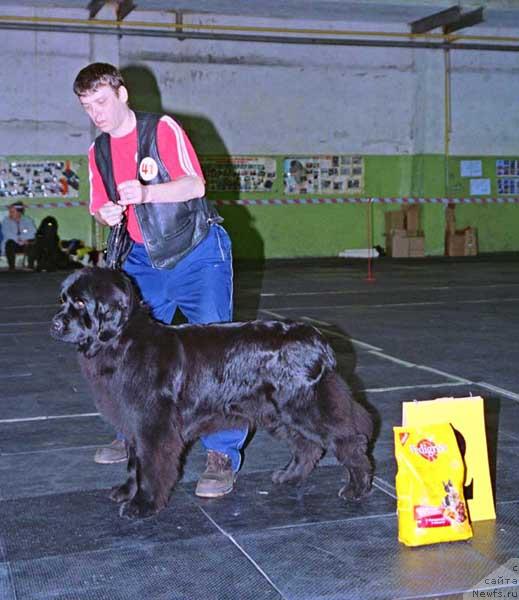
51,267,374,519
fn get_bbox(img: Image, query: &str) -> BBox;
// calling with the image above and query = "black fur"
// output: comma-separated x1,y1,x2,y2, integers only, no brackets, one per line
51,267,374,519
34,216,76,272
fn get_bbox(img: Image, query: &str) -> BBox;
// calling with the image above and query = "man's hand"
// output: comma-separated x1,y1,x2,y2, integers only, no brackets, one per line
117,180,150,206
97,202,125,226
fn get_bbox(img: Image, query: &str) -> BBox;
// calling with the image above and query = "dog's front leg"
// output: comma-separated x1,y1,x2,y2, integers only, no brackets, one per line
109,443,137,503
119,430,183,519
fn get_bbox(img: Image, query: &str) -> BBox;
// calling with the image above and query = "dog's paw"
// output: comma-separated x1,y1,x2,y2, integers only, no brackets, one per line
272,467,300,485
109,482,134,503
338,479,372,501
119,498,158,519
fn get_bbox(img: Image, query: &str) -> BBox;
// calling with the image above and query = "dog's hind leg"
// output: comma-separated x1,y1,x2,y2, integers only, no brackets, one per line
317,371,373,500
120,429,184,519
272,432,324,485
109,443,138,503
332,434,373,500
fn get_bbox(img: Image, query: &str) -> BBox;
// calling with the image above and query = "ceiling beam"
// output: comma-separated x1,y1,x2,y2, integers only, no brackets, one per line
116,0,136,21
443,7,484,34
87,0,105,20
410,6,461,34
88,1,136,21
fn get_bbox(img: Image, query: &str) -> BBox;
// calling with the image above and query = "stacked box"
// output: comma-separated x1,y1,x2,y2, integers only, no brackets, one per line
385,206,424,257
444,205,478,256
446,227,478,256
388,229,410,257
445,204,456,234
409,235,425,257
385,210,405,238
405,205,420,235
464,227,478,256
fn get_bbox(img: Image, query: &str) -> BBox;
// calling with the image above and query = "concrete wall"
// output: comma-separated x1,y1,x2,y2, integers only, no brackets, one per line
1,3,518,257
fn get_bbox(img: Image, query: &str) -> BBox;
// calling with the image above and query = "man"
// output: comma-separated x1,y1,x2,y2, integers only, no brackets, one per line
1,202,36,270
73,62,247,498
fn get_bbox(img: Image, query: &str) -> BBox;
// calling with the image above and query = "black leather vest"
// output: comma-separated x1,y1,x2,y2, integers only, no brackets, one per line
94,111,221,269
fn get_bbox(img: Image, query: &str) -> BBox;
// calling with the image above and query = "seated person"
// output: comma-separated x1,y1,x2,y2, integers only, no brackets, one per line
1,202,36,270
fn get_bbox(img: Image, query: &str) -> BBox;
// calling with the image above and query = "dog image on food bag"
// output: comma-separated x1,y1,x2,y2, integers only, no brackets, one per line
51,267,374,519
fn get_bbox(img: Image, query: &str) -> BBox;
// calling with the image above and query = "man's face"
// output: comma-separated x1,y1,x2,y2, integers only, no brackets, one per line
8,206,21,220
78,84,129,135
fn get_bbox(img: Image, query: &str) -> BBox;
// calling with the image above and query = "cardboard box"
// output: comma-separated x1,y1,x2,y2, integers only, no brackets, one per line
446,233,465,256
388,229,410,257
445,204,456,234
405,205,420,235
384,207,425,257
408,235,425,257
385,210,405,237
464,227,478,256
446,227,478,256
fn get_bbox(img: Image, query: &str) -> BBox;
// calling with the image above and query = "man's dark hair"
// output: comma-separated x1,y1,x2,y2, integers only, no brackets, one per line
73,62,125,96
9,202,25,214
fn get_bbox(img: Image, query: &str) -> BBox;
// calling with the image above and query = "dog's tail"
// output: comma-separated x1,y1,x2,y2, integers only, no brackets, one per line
318,371,373,441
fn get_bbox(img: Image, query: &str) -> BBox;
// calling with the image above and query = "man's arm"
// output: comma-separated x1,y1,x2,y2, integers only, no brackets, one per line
117,115,206,207
22,217,37,240
1,218,17,242
116,175,205,207
88,144,126,227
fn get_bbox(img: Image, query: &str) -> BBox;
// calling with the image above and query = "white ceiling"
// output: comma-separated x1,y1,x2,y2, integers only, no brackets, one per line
1,0,519,29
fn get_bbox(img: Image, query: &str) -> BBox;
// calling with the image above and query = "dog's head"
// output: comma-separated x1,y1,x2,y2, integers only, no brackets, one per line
37,216,59,242
50,267,137,358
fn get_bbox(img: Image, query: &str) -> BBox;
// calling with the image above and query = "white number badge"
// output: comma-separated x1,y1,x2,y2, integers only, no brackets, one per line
139,157,159,182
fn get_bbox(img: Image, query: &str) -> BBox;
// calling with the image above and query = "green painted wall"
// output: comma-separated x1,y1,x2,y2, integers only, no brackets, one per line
3,153,518,260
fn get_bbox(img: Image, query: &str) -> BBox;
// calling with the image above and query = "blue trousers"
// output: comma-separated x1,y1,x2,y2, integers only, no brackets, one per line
122,224,247,472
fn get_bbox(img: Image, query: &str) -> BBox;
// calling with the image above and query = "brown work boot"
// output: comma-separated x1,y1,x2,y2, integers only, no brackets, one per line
195,450,235,498
94,439,127,464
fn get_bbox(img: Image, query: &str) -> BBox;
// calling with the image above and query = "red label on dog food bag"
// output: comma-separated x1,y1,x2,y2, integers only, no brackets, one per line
414,505,451,528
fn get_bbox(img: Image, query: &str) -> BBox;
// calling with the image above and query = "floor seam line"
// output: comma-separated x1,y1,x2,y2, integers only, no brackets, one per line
196,505,288,600
264,512,397,532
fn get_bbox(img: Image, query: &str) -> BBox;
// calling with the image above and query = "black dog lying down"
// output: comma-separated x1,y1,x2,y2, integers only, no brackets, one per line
51,267,374,519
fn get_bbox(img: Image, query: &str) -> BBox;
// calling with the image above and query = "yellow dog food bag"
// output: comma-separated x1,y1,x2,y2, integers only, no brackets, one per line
394,423,473,546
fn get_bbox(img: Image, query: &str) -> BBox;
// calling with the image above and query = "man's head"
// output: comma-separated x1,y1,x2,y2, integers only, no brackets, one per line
73,62,125,97
73,63,131,135
8,202,24,220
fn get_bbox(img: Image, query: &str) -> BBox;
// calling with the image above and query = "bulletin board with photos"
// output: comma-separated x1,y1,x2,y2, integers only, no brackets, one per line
202,156,277,192
283,155,364,195
496,159,519,195
0,158,81,199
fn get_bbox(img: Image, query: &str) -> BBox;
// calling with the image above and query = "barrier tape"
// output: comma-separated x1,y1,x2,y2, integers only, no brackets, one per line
1,197,519,210
214,197,519,205
0,200,88,210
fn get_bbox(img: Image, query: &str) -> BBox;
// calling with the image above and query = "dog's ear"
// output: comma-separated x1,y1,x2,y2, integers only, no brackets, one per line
80,297,128,358
95,275,136,343
76,269,138,358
